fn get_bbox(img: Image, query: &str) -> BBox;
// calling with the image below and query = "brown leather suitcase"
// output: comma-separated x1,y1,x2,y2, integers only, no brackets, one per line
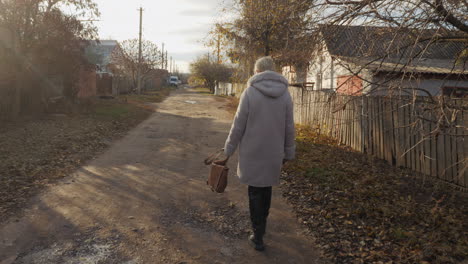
204,150,229,193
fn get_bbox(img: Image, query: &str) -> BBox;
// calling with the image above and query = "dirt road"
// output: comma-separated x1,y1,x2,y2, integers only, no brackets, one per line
0,89,325,264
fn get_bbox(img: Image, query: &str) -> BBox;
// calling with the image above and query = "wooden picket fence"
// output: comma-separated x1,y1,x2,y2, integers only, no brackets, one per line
289,87,468,190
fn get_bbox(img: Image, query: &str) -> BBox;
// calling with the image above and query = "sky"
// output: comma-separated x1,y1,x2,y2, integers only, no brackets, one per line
92,0,231,73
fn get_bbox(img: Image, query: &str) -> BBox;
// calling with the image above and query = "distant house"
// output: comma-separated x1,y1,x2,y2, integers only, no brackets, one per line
283,25,468,96
86,40,123,75
84,40,127,95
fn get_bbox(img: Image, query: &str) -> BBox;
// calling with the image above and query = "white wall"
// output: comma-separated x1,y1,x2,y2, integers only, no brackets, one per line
306,47,373,92
215,82,233,96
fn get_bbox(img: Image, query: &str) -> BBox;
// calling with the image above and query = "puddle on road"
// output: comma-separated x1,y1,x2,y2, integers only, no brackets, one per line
184,100,197,104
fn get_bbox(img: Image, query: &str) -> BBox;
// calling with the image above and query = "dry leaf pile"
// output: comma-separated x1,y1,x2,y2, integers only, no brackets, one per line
281,126,468,264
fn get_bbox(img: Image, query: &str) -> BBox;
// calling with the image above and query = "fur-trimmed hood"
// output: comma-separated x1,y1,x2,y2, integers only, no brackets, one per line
247,71,289,98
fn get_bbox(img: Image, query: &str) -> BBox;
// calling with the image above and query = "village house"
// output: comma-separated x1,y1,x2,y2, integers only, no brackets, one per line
86,40,123,75
84,40,131,95
283,25,468,97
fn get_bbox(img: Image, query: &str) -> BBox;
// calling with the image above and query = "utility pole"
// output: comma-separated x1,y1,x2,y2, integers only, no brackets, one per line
165,50,168,70
161,43,165,69
169,56,173,75
217,33,221,64
136,7,143,94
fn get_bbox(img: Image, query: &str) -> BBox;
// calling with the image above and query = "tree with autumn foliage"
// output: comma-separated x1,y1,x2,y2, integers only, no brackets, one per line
190,55,234,93
212,0,313,81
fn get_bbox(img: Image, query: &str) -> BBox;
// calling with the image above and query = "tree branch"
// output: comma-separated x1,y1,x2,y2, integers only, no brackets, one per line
433,0,468,33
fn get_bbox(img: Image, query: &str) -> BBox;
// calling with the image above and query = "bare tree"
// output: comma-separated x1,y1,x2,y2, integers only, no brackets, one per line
112,39,162,92
311,0,468,33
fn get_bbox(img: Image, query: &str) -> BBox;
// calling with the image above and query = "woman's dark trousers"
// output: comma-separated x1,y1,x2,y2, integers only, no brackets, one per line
248,186,272,242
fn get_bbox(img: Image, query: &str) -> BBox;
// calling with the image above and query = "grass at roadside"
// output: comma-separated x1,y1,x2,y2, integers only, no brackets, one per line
0,90,171,222
121,88,172,105
282,126,467,264
191,87,212,94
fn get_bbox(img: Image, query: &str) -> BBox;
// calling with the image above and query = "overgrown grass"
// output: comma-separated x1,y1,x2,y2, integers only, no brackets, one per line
122,88,172,104
191,87,212,94
93,104,132,119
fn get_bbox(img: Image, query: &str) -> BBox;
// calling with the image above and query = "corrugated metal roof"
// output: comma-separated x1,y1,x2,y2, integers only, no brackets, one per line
341,57,466,74
320,25,467,74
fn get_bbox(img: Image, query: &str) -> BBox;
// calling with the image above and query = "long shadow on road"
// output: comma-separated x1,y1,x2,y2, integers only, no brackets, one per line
0,90,326,264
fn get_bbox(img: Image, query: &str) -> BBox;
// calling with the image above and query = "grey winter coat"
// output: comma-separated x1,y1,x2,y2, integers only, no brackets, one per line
224,70,296,187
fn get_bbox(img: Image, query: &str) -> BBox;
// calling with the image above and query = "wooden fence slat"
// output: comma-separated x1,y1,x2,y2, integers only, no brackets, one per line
348,97,352,147
357,98,360,150
362,97,367,153
329,94,333,136
384,99,390,162
455,100,464,186
338,96,343,143
415,104,422,175
385,99,392,163
394,101,402,167
437,127,446,181
463,106,468,187
354,100,362,151
346,97,350,146
370,98,376,156
444,117,454,182
378,97,384,159
376,97,382,159
402,101,409,167
423,104,432,177
390,99,397,165
409,105,416,172
367,97,372,155
429,107,437,178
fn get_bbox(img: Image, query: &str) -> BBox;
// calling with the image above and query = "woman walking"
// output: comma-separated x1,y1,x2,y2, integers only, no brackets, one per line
222,56,295,251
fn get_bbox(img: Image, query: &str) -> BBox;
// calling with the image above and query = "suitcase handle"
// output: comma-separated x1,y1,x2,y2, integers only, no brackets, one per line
204,149,229,165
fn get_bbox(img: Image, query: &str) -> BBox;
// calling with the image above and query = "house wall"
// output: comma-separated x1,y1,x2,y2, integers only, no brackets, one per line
306,47,354,91
282,46,373,94
371,74,468,96
213,82,247,98
282,66,296,83
216,82,233,96
77,68,97,98
337,75,363,95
